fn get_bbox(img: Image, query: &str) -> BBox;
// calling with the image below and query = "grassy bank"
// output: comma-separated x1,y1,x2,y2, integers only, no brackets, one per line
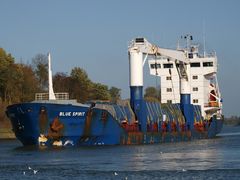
0,128,15,139
0,103,15,139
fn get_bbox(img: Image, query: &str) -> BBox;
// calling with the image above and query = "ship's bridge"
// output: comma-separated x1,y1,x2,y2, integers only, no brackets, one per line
148,45,221,119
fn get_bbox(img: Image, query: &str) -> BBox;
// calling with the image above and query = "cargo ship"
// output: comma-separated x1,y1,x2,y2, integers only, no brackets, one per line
6,36,223,146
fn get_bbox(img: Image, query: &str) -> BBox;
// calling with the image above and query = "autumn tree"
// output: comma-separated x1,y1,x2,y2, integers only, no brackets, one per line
90,83,111,101
68,67,113,102
70,67,92,103
32,54,48,91
144,86,161,102
4,63,24,103
0,49,121,104
0,49,122,128
53,72,71,93
0,48,15,103
109,86,121,103
19,64,39,102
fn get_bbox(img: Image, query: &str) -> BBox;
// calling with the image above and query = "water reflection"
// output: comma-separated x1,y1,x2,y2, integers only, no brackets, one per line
1,125,240,172
129,140,223,171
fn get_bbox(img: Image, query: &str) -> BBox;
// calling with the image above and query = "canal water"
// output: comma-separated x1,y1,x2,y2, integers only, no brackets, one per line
0,125,240,179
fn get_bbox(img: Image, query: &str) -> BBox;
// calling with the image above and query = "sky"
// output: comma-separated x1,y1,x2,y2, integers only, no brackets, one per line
0,0,240,117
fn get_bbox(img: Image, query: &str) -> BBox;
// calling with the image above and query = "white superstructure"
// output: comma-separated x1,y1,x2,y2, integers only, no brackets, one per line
148,36,222,119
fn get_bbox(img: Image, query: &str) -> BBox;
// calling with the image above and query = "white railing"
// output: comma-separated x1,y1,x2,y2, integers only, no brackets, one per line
35,92,69,101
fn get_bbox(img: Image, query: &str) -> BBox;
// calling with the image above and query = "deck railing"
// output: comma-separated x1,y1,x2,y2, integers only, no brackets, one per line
35,92,69,101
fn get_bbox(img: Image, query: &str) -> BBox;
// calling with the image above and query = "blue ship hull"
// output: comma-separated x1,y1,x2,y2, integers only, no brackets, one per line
6,101,223,147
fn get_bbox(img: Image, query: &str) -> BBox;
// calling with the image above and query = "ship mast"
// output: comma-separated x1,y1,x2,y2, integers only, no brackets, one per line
48,53,56,100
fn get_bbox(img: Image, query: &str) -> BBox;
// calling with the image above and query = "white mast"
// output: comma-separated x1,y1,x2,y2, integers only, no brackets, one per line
48,53,56,100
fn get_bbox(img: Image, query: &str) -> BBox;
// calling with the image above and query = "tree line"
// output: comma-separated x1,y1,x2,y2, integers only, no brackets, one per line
0,47,161,126
224,116,240,126
0,48,121,124
0,47,161,106
0,48,121,104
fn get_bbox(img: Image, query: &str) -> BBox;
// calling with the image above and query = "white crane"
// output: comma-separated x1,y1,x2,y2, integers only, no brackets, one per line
128,37,191,100
128,37,194,130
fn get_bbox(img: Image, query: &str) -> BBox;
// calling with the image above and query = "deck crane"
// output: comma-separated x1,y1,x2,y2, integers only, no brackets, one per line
128,37,194,132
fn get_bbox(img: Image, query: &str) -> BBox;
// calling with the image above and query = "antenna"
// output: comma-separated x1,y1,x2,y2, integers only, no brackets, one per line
184,34,192,50
203,20,206,57
177,39,180,50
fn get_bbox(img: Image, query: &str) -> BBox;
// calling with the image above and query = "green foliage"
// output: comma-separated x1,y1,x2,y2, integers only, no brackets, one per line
91,83,111,101
0,49,121,105
0,49,39,103
4,63,24,103
144,86,161,102
32,54,48,91
69,67,112,102
53,72,70,93
19,64,39,102
109,86,121,103
53,68,120,103
0,48,15,103
0,48,14,66
0,48,122,127
70,67,92,102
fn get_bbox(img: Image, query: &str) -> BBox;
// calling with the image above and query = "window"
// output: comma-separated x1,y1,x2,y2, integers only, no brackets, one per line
135,38,144,43
166,76,171,80
193,99,198,103
188,53,193,59
190,62,201,67
167,100,172,104
167,88,172,92
163,63,173,68
193,87,198,91
192,75,198,80
203,62,213,67
150,63,161,69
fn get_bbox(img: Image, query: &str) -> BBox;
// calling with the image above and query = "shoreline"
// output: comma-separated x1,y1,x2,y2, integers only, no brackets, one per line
0,128,15,139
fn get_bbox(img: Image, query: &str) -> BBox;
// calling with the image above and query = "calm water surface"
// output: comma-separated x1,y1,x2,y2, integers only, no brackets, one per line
0,125,240,179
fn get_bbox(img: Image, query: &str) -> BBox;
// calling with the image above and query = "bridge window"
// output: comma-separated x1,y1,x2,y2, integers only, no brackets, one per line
193,99,198,103
135,38,144,43
150,63,161,69
193,87,198,91
192,75,198,80
188,53,193,59
166,88,172,92
203,62,213,67
166,76,171,80
163,63,173,68
167,100,172,104
190,62,201,67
